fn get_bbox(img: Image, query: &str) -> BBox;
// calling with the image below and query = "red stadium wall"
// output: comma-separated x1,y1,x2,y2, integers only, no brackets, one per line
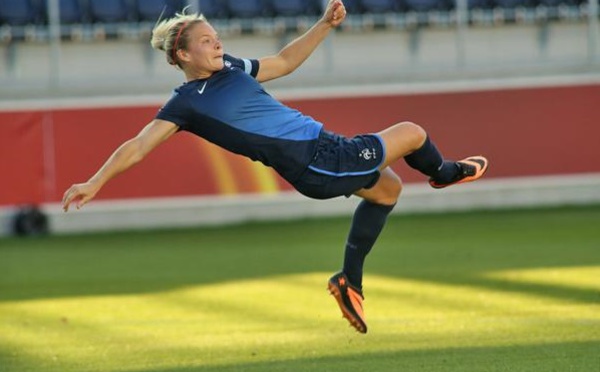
1,84,599,206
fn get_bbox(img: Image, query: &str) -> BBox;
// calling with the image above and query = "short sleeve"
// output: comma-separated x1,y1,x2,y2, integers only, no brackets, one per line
155,90,191,130
223,54,260,78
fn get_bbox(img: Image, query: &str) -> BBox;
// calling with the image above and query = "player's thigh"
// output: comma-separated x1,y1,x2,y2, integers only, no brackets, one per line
354,167,402,205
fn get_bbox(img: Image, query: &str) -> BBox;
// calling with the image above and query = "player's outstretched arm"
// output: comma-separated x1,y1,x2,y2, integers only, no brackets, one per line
256,0,346,83
62,119,178,212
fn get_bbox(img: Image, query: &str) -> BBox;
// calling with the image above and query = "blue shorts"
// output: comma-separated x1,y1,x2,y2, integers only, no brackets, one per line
292,130,386,199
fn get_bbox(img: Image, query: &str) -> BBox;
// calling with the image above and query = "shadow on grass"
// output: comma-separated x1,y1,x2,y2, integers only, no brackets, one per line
122,340,600,372
0,349,34,372
1,206,599,305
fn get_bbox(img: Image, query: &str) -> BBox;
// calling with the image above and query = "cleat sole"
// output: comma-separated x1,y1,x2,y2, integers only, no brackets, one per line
328,282,367,334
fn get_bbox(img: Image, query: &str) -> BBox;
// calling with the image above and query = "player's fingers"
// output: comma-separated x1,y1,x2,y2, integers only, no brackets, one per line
331,2,345,22
76,195,92,210
62,189,73,212
332,1,342,14
62,186,79,212
62,187,71,205
327,0,340,15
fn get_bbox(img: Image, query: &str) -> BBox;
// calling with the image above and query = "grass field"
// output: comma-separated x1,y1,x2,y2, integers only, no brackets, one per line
1,206,599,372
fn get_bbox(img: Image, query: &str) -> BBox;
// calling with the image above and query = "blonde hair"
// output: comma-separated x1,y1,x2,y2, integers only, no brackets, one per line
150,11,207,67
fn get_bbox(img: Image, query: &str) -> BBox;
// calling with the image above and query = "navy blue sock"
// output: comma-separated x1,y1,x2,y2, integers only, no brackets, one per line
404,136,459,183
343,200,395,289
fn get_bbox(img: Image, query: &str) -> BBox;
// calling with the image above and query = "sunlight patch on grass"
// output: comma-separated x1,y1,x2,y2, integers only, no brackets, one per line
484,266,600,292
1,271,599,372
365,271,600,343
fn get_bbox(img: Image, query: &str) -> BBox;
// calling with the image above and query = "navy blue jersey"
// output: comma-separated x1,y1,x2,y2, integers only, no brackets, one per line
156,54,323,183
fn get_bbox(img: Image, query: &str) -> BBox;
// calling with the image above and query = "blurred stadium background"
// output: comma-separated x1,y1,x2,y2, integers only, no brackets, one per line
0,0,599,235
1,2,599,372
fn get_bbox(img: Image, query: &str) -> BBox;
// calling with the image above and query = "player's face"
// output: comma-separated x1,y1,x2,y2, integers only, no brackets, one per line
181,22,224,78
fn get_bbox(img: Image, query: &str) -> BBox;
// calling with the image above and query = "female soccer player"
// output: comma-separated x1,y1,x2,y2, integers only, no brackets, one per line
62,0,488,334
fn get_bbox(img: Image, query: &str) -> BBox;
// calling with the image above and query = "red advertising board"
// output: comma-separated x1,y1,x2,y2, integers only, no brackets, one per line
1,84,599,206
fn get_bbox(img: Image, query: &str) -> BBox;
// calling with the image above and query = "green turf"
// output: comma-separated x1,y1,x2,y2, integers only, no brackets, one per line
1,206,599,372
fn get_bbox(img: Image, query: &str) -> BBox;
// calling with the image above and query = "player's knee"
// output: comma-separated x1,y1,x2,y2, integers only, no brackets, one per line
373,175,402,205
398,121,427,149
388,180,402,202
378,187,401,206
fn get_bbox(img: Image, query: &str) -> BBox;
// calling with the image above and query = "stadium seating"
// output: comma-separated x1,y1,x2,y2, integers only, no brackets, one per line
0,0,585,43
359,0,400,13
56,0,85,24
224,0,270,18
31,0,86,24
537,0,583,6
0,0,39,26
268,0,321,16
468,0,494,9
493,0,534,8
403,0,451,12
88,0,130,23
12,0,85,25
135,0,185,22
341,0,363,13
197,0,228,19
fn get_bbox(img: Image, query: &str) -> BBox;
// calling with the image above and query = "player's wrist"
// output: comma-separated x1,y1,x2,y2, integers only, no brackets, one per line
317,17,335,30
85,178,104,192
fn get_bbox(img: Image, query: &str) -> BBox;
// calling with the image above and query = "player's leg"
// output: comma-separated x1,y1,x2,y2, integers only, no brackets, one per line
328,122,488,333
346,167,401,287
377,121,488,188
328,168,401,334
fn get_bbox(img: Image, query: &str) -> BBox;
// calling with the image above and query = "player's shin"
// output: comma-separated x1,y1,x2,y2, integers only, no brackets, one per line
342,200,395,289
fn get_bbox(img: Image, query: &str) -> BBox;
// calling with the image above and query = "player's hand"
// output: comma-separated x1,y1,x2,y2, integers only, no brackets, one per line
62,182,99,212
322,0,347,28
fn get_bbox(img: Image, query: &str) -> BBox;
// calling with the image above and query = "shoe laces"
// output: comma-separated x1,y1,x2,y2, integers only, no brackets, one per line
458,161,477,177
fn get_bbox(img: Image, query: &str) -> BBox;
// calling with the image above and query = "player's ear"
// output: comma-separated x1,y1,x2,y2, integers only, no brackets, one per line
177,49,191,64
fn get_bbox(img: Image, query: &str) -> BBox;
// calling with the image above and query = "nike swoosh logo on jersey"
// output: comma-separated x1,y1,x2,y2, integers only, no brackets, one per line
197,81,208,94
